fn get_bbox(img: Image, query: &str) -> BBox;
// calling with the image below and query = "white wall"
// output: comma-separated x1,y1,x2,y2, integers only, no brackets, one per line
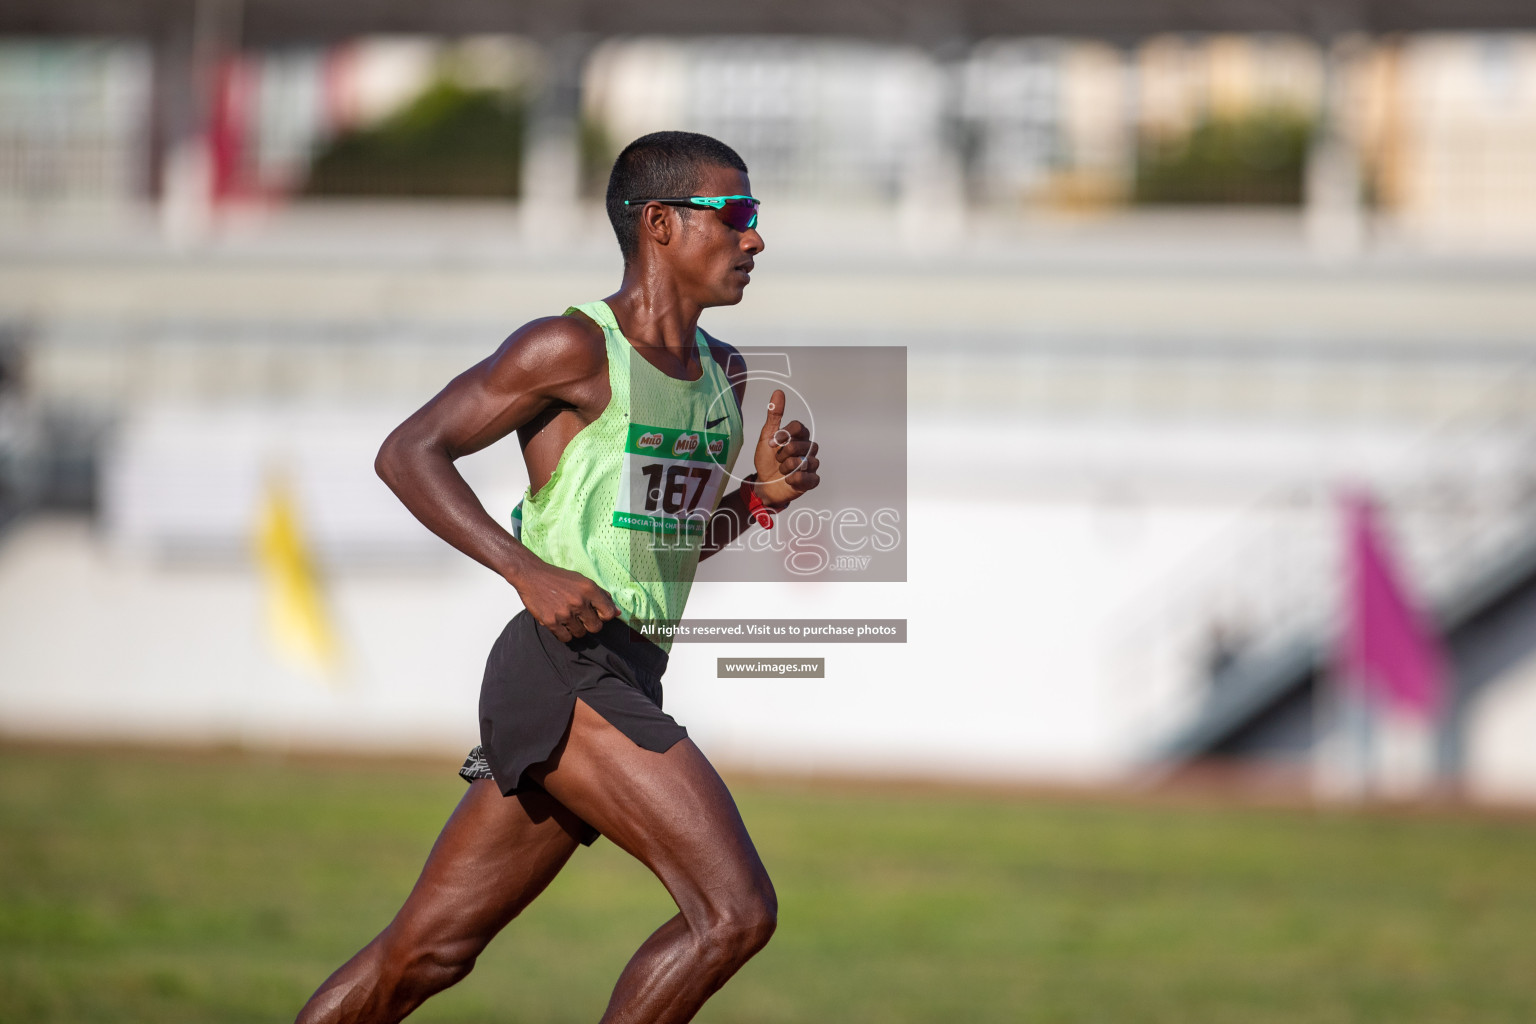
1466,658,1536,802
10,403,1535,798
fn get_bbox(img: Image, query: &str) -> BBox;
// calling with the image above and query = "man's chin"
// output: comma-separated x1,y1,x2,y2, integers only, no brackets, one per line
706,285,748,307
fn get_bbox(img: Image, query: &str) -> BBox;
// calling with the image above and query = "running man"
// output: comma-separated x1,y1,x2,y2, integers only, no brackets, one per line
295,131,821,1023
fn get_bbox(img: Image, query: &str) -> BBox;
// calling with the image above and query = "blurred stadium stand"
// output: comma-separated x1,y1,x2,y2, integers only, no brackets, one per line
3,4,1536,246
3,2,1536,797
1138,403,1536,788
1154,513,1536,786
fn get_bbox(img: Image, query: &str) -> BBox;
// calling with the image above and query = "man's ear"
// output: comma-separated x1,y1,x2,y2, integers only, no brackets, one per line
640,203,674,249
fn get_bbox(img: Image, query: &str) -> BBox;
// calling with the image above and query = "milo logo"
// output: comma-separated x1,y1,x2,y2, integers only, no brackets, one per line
672,433,700,456
707,439,725,456
637,432,664,450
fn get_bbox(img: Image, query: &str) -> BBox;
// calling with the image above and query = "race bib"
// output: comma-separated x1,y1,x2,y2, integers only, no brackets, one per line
615,422,731,536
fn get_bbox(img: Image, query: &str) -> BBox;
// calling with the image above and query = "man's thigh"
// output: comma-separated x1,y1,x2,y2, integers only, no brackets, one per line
528,699,772,912
387,780,583,950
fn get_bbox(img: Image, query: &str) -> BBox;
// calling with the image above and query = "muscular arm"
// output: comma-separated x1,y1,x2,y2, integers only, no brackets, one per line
375,316,619,640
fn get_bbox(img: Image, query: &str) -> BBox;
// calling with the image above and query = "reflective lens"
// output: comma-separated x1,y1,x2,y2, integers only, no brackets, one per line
623,195,759,231
713,197,760,232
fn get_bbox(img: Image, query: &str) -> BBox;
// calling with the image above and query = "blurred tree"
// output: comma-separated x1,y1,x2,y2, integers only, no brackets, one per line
304,79,524,198
1134,108,1314,205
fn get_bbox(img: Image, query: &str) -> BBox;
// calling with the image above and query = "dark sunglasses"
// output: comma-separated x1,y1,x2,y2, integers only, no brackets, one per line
622,194,760,232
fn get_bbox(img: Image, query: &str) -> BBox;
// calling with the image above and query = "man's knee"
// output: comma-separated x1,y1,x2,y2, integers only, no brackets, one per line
384,928,481,996
699,882,778,966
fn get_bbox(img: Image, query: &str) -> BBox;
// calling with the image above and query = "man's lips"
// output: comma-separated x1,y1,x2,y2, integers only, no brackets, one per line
733,261,754,276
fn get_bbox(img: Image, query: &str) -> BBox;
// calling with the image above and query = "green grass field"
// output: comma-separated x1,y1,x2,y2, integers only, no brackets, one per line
2,743,1534,1024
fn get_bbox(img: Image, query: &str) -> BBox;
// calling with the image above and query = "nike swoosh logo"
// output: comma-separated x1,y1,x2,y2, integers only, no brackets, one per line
705,415,728,429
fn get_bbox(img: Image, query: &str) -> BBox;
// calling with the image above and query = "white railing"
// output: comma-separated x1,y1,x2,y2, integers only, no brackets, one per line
1108,363,1536,755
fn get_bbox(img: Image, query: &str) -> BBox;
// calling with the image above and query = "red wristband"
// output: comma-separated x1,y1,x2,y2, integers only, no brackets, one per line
743,479,775,529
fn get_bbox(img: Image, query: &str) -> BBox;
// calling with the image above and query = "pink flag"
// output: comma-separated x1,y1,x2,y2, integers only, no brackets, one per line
1338,491,1446,717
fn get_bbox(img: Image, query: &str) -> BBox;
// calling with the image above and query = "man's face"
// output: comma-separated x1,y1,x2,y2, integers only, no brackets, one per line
669,163,764,307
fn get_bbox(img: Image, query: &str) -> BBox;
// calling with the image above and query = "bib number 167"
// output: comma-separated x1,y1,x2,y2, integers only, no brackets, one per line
640,463,716,514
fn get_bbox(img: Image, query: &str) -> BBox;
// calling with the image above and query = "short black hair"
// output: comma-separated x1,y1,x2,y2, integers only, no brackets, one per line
605,131,749,262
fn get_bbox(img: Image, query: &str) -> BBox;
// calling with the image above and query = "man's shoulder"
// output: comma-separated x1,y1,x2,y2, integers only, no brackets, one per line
699,328,745,375
700,329,748,411
497,312,608,377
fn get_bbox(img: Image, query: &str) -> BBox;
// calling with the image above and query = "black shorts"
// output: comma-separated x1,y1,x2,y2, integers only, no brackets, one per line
459,609,686,846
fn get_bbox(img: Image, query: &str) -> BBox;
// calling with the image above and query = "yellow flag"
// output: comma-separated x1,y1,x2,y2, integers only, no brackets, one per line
255,473,342,683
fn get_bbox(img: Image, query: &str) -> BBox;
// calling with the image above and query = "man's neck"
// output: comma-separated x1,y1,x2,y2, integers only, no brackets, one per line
607,262,705,360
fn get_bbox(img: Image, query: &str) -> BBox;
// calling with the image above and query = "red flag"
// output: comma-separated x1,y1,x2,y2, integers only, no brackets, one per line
209,56,251,205
1338,491,1446,717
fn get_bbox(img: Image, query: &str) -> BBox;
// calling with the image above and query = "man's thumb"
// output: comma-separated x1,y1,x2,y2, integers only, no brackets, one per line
760,389,786,444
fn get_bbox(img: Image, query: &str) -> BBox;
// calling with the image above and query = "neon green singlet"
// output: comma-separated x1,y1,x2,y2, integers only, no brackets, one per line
512,300,745,651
